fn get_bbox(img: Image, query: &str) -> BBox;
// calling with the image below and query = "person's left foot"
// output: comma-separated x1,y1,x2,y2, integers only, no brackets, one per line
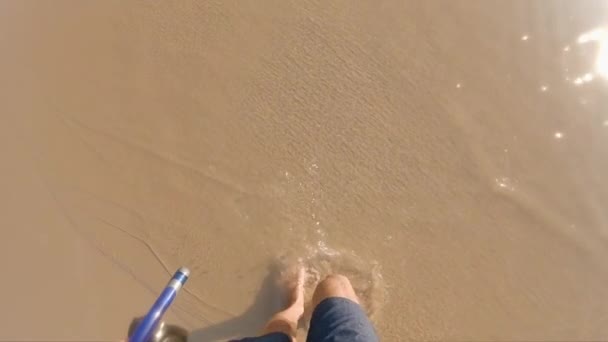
280,261,306,318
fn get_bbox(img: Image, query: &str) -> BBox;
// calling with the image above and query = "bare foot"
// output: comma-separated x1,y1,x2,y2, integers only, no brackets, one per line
261,262,307,339
279,261,306,317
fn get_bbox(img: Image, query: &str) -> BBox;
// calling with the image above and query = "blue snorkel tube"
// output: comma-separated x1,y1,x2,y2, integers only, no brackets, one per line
129,267,190,342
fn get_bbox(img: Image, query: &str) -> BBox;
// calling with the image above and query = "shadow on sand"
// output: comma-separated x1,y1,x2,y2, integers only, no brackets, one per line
187,263,284,342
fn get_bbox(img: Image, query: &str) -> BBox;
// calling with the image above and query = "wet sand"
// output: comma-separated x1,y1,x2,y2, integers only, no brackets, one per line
2,0,608,340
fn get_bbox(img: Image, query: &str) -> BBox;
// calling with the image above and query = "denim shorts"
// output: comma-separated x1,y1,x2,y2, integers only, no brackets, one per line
233,297,378,342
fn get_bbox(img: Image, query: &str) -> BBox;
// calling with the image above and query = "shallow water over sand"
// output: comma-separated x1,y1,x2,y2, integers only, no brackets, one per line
2,1,608,340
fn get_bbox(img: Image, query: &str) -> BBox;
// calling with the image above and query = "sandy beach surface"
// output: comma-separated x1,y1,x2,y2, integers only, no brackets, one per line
2,1,608,340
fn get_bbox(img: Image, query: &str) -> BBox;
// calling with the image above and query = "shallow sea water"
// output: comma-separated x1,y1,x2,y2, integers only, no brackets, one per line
1,1,608,341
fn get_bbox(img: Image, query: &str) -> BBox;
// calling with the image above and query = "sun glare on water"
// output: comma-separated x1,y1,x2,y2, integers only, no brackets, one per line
577,27,608,81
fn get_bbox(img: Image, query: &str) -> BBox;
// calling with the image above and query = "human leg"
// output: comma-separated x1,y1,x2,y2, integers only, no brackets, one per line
259,267,305,341
306,275,378,342
312,274,359,308
232,266,305,342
